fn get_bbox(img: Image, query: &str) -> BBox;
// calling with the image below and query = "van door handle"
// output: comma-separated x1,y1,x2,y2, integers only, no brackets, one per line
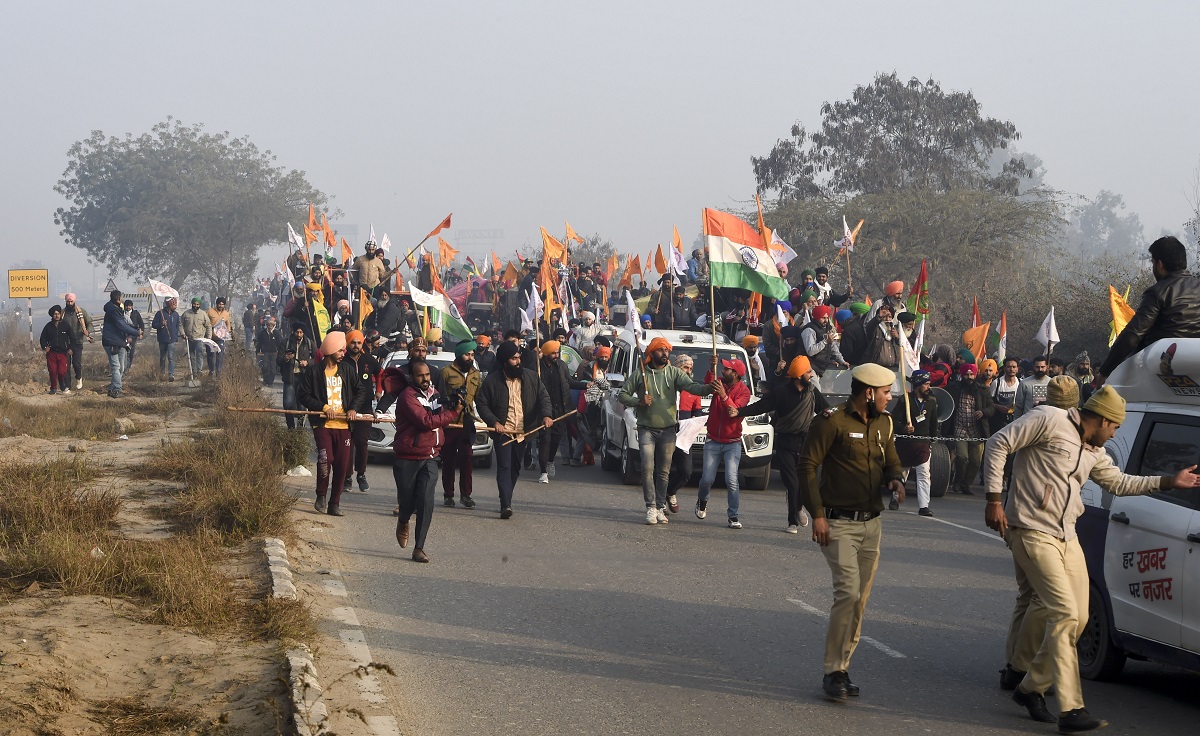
1188,533,1200,544
1110,512,1130,525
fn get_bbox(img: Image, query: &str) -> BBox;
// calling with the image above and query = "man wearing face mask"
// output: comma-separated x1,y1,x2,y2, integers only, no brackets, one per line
1014,356,1051,418
618,337,715,525
439,339,482,507
801,305,850,380
737,355,828,532
475,341,553,518
800,363,904,702
570,343,613,466
946,363,995,495
891,370,940,516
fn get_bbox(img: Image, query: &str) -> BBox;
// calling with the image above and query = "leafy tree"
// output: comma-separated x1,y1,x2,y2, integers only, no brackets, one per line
1060,190,1145,257
569,234,618,270
54,118,330,297
752,72,1030,201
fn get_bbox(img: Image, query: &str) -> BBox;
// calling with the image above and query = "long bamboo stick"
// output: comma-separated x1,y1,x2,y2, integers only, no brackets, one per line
499,410,578,446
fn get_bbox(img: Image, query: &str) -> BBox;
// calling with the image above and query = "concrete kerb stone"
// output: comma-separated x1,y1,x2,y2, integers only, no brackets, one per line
263,537,296,601
287,644,327,736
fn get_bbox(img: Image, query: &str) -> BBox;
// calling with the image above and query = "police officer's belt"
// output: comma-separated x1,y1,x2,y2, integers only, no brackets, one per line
824,508,881,522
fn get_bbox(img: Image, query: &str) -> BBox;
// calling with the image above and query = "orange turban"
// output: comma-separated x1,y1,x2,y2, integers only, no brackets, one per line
644,337,672,363
787,355,812,378
346,330,364,343
476,335,491,347
885,281,905,297
541,340,561,356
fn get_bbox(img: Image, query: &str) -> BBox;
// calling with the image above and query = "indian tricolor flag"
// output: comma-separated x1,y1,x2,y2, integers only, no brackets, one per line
703,208,789,299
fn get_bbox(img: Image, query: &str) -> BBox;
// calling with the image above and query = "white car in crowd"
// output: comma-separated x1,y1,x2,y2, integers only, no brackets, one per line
366,349,493,468
596,328,775,490
1076,337,1200,679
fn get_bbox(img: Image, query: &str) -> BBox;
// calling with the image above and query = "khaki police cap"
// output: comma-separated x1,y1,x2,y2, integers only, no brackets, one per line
851,363,895,388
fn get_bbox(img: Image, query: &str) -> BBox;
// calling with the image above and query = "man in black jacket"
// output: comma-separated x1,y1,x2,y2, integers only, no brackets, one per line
945,363,995,496
475,340,552,518
40,305,74,394
278,324,315,429
535,340,572,484
892,370,940,516
736,355,828,533
364,290,402,340
1097,235,1200,381
297,331,370,516
256,316,283,386
342,329,382,495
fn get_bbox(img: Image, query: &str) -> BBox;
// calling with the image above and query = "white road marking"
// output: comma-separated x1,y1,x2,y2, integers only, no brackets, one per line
367,715,401,736
906,511,1003,542
339,629,372,665
322,579,348,596
331,606,361,626
786,598,906,659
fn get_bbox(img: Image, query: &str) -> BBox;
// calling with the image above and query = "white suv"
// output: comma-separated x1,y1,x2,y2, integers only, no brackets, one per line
596,328,775,490
1076,338,1200,679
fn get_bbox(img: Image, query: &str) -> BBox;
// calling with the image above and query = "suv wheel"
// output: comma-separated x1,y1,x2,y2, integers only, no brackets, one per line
599,424,619,471
620,437,639,486
1078,581,1127,681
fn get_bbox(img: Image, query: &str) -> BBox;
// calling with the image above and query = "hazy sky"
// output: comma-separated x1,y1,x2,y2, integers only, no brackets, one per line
5,1,1199,301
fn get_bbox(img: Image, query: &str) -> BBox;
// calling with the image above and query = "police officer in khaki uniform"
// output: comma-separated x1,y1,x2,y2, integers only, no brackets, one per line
799,363,904,701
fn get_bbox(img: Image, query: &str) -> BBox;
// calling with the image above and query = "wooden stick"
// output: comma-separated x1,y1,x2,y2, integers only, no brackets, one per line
226,407,380,423
499,410,578,446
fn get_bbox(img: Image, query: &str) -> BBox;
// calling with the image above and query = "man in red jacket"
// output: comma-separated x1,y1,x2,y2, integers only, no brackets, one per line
694,356,751,528
382,357,459,563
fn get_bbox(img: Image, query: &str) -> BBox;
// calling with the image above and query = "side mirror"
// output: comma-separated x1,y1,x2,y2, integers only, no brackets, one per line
605,372,624,388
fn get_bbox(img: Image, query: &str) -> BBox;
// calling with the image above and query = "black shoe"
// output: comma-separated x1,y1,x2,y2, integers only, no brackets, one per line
919,507,933,517
357,474,369,492
314,496,327,513
822,671,849,700
844,673,860,697
343,477,352,492
500,507,513,519
461,496,476,508
444,497,456,508
1057,708,1108,733
999,664,1025,691
1012,688,1056,723
327,504,344,517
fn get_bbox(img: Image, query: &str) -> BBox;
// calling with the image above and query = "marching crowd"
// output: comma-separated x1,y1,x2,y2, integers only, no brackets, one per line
35,234,1200,733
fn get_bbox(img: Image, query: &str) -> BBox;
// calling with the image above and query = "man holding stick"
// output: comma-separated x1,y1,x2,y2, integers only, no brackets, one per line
475,340,553,519
297,331,369,517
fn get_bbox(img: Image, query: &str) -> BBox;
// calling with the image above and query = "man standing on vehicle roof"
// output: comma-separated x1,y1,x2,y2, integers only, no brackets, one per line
983,385,1200,732
799,363,904,702
618,336,715,525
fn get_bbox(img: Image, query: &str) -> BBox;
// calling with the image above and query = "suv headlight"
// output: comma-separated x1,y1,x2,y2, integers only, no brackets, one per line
474,432,489,446
744,433,769,450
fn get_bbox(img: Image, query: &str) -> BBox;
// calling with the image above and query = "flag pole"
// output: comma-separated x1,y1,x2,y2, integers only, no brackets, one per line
844,247,853,293
705,222,718,364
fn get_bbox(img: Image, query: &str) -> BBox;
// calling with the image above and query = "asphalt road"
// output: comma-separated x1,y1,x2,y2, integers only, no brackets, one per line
312,456,1200,736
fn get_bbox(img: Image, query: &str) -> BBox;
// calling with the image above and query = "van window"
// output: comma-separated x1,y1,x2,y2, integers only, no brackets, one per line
1136,421,1200,510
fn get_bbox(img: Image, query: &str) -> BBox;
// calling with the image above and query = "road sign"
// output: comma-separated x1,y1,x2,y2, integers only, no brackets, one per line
54,280,70,295
8,269,49,298
103,278,118,293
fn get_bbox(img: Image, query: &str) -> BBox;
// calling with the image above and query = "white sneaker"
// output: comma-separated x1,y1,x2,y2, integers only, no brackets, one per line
799,508,811,527
646,507,658,525
75,379,82,390
786,525,799,534
538,472,549,484
547,462,556,478
728,517,742,529
656,507,669,524
60,389,71,396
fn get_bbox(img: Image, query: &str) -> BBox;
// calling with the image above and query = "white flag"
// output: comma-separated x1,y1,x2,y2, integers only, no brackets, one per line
147,278,179,300
379,233,392,253
1036,307,1060,349
770,229,798,267
625,290,643,346
668,243,687,278
524,286,544,334
369,224,377,244
286,222,305,251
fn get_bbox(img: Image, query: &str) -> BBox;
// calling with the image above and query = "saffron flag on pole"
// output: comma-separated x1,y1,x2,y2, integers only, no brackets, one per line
303,225,318,246
653,244,668,275
501,262,519,287
605,254,619,282
703,208,788,299
356,288,373,329
963,322,992,362
437,237,459,267
307,203,319,233
491,251,502,276
970,296,981,329
321,213,336,249
1036,307,1060,350
564,220,584,245
425,213,453,240
340,237,353,265
1108,285,1135,347
408,281,473,341
540,227,566,263
620,254,641,288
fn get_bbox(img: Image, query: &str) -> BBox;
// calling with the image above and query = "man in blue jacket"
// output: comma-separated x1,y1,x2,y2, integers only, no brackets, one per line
151,297,181,381
102,289,141,398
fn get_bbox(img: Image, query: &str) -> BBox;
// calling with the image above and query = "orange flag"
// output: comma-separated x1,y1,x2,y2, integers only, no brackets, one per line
356,287,373,329
672,225,684,256
429,261,446,296
491,250,502,276
437,237,459,267
501,261,519,286
653,244,668,275
425,213,453,240
606,254,619,281
970,296,982,329
340,237,353,265
307,203,319,233
303,225,318,246
963,322,992,362
564,220,584,245
541,227,566,263
321,214,336,248
620,255,641,287
755,194,770,249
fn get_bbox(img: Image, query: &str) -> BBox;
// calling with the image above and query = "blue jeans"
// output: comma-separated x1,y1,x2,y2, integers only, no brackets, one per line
206,338,225,375
105,345,125,394
158,341,176,377
187,340,205,377
697,439,742,519
282,383,301,429
638,426,677,509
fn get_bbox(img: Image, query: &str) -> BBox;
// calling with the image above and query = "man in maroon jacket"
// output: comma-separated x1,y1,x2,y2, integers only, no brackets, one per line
381,357,458,563
694,356,751,528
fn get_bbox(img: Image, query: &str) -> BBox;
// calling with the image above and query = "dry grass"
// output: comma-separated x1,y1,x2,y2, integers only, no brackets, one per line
89,698,202,735
0,393,166,439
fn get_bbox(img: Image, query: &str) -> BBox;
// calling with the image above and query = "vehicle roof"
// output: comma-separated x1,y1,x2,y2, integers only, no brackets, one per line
614,327,740,350
1106,338,1200,408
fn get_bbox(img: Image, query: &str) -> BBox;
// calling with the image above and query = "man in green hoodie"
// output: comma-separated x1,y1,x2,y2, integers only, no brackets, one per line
618,336,715,525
